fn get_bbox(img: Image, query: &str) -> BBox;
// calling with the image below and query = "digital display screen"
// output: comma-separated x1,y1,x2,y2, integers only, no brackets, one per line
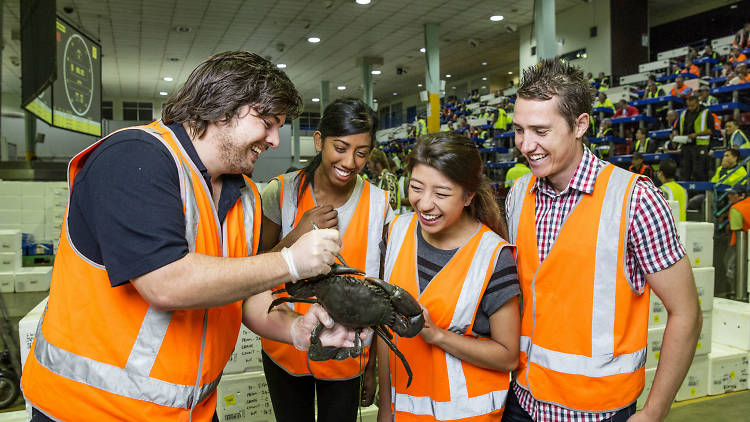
52,17,101,137
24,85,53,125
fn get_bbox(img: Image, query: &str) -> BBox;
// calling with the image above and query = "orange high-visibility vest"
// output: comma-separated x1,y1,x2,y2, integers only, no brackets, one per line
506,165,649,413
730,197,750,246
261,171,390,379
383,213,512,421
21,120,262,422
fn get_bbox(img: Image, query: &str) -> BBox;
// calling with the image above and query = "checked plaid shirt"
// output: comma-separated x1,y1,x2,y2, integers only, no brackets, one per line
505,147,686,422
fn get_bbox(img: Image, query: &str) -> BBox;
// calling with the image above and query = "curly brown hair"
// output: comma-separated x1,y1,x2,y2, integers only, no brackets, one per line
162,51,302,138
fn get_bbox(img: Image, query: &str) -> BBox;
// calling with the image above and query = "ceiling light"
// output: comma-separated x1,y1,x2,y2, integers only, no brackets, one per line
393,92,398,96
417,83,423,87
163,76,173,82
490,15,504,22
355,0,371,4
371,70,381,75
445,74,451,78
373,99,378,102
277,63,287,68
482,77,487,81
451,86,456,89
481,86,487,89
337,85,346,90
481,61,487,66
308,37,321,43
159,91,168,96
312,98,320,102
419,48,426,53
508,71,513,74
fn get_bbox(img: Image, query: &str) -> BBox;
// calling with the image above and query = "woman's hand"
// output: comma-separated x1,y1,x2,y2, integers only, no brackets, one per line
418,305,444,345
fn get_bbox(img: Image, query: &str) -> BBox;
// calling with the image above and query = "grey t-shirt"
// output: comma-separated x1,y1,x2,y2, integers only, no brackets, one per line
416,228,520,338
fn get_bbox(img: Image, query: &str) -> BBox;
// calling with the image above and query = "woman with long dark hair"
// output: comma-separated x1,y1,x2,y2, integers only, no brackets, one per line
259,98,393,421
377,133,520,421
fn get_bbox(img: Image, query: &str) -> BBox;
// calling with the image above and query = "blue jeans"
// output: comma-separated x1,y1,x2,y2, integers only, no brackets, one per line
502,384,637,422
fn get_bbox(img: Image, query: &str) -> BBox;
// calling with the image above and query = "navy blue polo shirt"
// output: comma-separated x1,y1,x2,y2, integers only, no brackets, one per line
67,121,248,287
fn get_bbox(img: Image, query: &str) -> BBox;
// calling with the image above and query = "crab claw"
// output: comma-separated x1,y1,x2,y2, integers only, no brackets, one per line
301,264,365,283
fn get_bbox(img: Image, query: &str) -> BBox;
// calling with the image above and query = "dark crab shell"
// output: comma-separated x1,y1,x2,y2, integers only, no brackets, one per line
310,276,394,328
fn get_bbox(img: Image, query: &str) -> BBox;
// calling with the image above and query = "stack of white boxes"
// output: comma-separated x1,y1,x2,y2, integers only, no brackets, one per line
0,229,53,293
18,296,48,419
711,298,750,395
0,180,68,247
216,326,378,421
638,222,716,407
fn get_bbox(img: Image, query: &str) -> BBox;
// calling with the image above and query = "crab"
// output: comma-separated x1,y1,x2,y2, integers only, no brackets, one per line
268,263,425,387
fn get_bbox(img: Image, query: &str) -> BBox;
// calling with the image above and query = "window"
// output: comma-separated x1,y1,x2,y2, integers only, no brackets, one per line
123,101,153,121
102,101,113,120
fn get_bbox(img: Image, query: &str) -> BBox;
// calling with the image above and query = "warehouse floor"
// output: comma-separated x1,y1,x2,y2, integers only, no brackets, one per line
2,291,749,420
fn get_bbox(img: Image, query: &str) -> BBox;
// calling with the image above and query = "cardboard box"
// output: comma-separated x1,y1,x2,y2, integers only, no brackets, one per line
18,297,48,368
712,298,750,351
216,372,275,422
636,368,656,410
0,252,21,272
0,229,21,253
677,222,714,268
675,354,709,401
223,325,263,374
693,267,714,312
0,272,14,293
708,343,748,395
14,267,53,292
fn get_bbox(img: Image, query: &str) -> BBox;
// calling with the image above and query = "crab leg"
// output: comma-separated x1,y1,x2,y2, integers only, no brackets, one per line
267,297,319,313
374,326,414,388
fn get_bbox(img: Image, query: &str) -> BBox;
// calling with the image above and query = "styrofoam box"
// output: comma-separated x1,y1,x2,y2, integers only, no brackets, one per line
19,296,48,368
636,368,656,410
0,272,14,293
19,182,46,198
21,196,44,211
45,225,63,242
45,213,64,227
21,223,45,243
21,211,44,225
224,325,263,375
0,251,21,272
676,222,714,268
696,311,713,357
0,209,22,225
216,372,275,422
45,185,68,199
712,298,750,350
0,229,21,253
693,267,715,312
708,343,748,395
357,404,378,422
0,195,21,210
649,292,668,328
14,267,53,292
675,354,709,401
0,410,30,421
646,326,665,370
0,181,23,196
667,200,681,223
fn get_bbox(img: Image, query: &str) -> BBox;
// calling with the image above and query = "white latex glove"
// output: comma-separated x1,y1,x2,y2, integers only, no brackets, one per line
290,303,365,351
281,228,341,281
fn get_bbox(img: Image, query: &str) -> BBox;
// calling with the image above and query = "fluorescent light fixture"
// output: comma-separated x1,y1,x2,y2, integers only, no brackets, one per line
373,99,378,102
481,86,487,89
159,91,168,96
371,70,381,75
163,77,173,82
417,83,423,87
508,71,513,74
419,47,426,53
445,74,451,78
337,85,346,90
277,63,287,68
393,92,398,96
356,0,371,4
481,62,488,66
482,77,487,81
490,15,504,21
308,37,321,43
312,98,320,102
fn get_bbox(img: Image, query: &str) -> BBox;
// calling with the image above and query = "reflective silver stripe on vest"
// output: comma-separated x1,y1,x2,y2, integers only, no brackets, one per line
364,185,389,277
240,178,258,257
33,311,219,408
384,213,413,282
506,173,534,244
279,172,299,238
392,386,508,420
388,222,509,419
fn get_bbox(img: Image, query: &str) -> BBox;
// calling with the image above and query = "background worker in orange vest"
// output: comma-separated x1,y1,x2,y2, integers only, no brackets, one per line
21,52,362,422
378,133,520,421
628,152,655,181
504,58,701,422
260,99,394,422
725,186,750,293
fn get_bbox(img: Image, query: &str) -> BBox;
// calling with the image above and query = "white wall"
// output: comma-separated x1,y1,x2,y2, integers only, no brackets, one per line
519,0,612,76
